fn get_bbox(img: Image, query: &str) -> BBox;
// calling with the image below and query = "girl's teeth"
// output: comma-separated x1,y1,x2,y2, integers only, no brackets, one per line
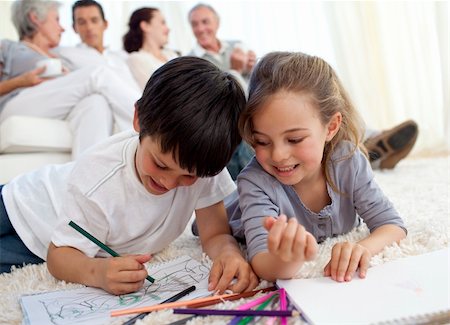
277,166,294,172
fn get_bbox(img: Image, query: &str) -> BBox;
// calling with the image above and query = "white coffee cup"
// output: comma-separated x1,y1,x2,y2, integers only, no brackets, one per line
36,58,62,77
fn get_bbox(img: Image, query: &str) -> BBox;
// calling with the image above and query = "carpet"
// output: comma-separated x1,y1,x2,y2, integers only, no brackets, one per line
0,155,448,325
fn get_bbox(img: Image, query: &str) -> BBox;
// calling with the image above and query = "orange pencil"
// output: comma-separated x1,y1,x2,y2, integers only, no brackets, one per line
111,286,276,317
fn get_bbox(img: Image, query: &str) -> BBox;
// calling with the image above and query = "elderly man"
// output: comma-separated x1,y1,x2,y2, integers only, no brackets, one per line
188,3,256,86
186,4,418,173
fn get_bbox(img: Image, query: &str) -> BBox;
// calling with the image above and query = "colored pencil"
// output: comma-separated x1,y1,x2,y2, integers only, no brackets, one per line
111,287,277,317
173,308,295,317
235,291,278,310
279,288,288,325
167,315,197,325
187,286,277,309
122,285,196,325
229,290,279,325
68,220,155,283
237,293,278,325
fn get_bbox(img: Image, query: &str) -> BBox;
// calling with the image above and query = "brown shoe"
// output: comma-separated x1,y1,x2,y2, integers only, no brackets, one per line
364,120,419,169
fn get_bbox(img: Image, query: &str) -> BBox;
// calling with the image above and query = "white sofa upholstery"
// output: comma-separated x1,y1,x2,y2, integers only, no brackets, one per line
0,116,72,183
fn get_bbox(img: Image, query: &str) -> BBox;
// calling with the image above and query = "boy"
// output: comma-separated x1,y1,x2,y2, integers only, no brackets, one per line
0,57,258,295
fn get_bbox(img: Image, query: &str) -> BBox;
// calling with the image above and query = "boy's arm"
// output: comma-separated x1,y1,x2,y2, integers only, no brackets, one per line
47,243,151,295
195,201,259,294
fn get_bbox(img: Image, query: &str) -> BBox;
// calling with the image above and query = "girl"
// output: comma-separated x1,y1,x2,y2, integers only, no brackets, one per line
230,52,406,283
123,7,179,90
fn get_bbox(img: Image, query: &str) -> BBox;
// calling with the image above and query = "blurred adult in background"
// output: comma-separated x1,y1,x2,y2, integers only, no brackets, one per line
187,3,256,180
55,0,139,91
0,0,140,158
188,3,417,173
0,66,45,96
188,3,256,89
123,7,179,90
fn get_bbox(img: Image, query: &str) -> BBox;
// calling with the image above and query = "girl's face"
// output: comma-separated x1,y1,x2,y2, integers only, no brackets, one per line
37,8,65,47
145,10,170,47
252,90,338,187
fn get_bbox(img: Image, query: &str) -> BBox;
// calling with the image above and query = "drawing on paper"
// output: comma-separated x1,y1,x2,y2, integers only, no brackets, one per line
21,256,210,325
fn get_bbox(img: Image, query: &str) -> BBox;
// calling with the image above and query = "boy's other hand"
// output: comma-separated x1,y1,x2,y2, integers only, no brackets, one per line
208,251,259,294
98,254,151,295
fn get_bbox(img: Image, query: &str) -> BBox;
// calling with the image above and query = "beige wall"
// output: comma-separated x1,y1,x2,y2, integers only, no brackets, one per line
0,2,16,40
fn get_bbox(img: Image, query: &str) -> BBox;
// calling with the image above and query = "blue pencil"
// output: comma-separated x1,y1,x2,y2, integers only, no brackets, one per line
173,308,296,317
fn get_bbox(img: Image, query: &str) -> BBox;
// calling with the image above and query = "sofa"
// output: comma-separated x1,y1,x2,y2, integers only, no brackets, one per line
0,116,72,183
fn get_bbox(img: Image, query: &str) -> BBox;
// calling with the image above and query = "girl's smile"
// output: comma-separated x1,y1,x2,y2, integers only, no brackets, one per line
252,90,330,187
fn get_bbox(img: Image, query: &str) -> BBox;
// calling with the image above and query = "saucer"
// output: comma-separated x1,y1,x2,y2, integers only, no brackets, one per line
40,72,63,78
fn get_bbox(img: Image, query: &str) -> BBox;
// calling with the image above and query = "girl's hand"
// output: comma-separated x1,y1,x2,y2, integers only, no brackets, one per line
208,251,259,294
97,254,152,295
324,242,371,282
264,215,317,263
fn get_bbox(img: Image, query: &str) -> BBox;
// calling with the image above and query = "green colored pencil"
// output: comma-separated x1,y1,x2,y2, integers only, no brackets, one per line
68,220,155,283
238,293,278,325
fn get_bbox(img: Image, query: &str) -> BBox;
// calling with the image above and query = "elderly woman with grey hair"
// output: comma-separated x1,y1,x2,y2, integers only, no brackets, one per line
0,0,140,158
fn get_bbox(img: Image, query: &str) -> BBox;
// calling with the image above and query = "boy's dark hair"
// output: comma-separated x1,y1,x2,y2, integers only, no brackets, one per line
136,56,245,178
72,0,105,25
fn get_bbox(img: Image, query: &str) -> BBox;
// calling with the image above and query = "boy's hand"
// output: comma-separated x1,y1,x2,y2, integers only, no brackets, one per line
208,251,259,294
264,215,317,263
97,254,151,295
324,242,371,282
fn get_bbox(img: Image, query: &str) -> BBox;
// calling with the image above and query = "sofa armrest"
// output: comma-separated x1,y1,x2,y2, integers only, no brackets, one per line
0,116,72,153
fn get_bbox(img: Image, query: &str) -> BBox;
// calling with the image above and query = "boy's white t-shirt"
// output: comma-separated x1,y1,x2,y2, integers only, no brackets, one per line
3,131,236,259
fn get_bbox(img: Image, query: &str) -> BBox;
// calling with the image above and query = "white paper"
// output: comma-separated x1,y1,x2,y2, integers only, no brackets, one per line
278,248,450,324
20,255,210,325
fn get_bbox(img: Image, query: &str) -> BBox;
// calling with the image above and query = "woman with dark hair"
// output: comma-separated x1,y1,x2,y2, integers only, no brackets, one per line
123,8,178,90
0,0,140,158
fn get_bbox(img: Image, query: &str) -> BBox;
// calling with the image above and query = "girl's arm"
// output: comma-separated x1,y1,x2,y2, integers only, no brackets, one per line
358,224,406,255
195,200,259,294
324,147,407,282
250,215,317,282
324,224,406,282
47,243,151,295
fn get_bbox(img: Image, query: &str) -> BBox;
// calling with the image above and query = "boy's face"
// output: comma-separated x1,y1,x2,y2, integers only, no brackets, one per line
134,135,199,195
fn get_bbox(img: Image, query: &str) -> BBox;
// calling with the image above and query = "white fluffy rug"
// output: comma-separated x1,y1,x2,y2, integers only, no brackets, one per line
0,155,448,325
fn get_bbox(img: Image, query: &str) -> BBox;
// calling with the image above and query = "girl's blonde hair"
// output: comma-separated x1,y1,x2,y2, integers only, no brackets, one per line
239,51,366,191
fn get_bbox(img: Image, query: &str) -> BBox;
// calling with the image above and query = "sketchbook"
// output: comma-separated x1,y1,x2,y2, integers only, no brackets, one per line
277,247,450,324
20,255,211,325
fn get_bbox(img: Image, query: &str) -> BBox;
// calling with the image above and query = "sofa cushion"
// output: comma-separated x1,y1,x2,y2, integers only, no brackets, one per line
0,116,72,153
0,152,71,183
